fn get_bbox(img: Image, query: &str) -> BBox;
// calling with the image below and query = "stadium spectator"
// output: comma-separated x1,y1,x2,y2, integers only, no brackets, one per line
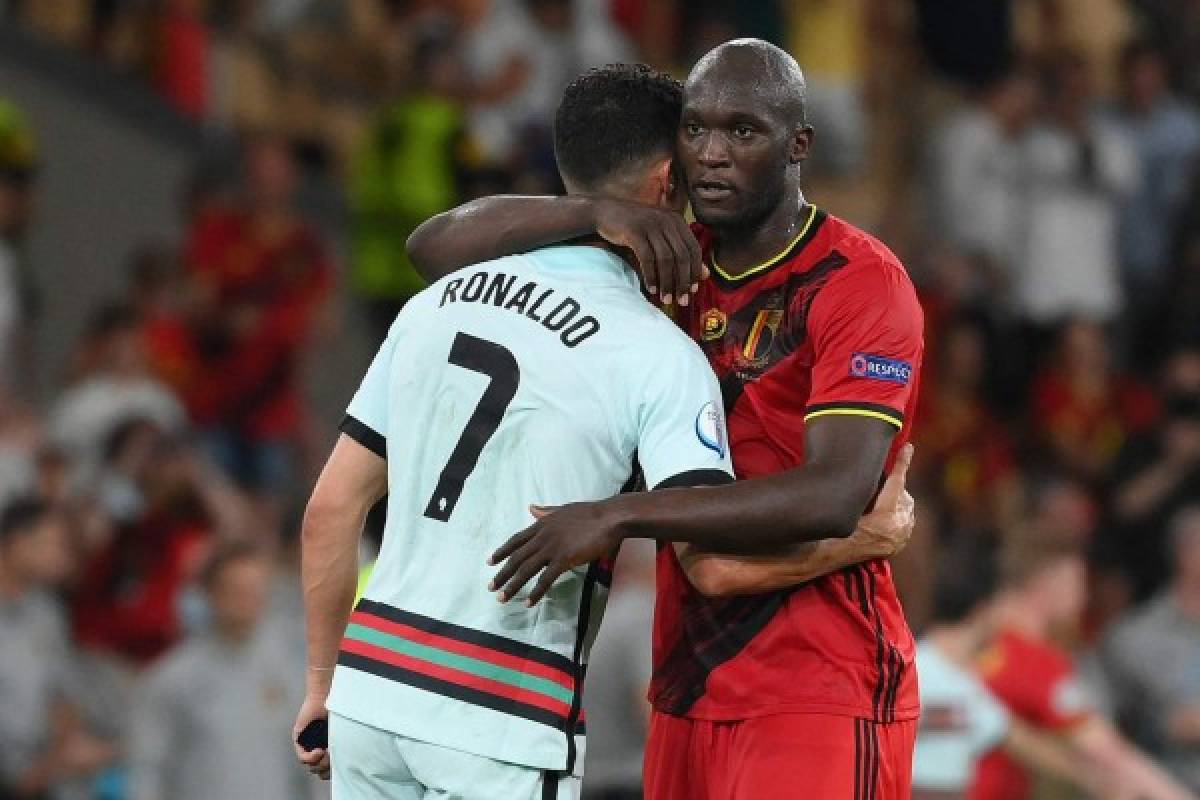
930,69,1040,307
1029,318,1158,483
1104,507,1200,792
1104,347,1200,600
1108,42,1200,345
153,0,210,120
914,317,1021,532
47,304,186,491
1017,51,1139,326
348,29,466,343
70,420,250,664
129,541,310,800
0,499,118,799
182,133,333,499
913,543,1107,799
0,97,37,398
582,539,655,800
970,533,1194,800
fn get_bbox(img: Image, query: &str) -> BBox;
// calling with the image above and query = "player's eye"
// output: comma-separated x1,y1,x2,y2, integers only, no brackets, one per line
733,125,754,139
685,122,703,137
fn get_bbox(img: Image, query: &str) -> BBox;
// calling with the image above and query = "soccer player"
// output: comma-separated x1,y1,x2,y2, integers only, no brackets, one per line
408,40,923,798
293,65,911,800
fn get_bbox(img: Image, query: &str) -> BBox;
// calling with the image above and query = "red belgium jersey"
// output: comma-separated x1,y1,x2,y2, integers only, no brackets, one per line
648,207,924,724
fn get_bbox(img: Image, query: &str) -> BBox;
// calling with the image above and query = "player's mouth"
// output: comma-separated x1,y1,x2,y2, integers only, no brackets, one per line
693,179,735,202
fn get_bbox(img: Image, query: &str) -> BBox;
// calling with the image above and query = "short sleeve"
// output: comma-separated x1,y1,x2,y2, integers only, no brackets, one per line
340,334,395,460
804,261,923,431
1034,670,1094,730
635,335,735,489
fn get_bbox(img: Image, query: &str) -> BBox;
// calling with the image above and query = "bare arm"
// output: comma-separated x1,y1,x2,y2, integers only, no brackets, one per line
1071,716,1197,800
677,444,915,597
490,415,897,603
293,435,387,780
407,195,704,303
1003,720,1116,798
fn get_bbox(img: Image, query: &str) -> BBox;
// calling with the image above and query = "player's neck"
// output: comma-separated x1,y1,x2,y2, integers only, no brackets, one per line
710,192,810,272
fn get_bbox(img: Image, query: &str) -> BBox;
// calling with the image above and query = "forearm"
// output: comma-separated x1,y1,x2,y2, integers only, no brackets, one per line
1004,722,1104,796
1076,718,1195,800
407,195,595,280
301,501,367,696
1115,462,1184,520
609,465,872,552
675,534,883,598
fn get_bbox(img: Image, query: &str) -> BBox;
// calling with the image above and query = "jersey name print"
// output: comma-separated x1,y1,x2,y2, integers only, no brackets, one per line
327,245,733,775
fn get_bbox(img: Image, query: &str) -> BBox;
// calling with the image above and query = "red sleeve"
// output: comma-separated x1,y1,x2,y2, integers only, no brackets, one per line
804,258,924,431
1026,657,1093,730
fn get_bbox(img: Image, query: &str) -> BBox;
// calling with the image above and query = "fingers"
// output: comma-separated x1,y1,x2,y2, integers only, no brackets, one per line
497,551,551,603
627,236,658,295
526,561,566,606
489,526,535,567
661,222,697,306
529,504,557,519
676,217,705,297
646,230,676,305
876,443,915,509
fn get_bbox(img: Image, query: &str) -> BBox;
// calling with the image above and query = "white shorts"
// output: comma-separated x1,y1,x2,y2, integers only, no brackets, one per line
329,713,581,800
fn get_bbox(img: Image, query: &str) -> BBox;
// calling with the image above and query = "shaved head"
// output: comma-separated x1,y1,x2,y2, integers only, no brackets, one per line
687,38,808,128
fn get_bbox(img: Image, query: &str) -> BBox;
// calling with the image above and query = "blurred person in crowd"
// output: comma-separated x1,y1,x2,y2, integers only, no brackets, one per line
154,0,209,119
583,539,655,800
1017,51,1138,326
0,389,42,510
349,28,468,344
1030,317,1158,483
914,543,1110,800
130,541,311,800
1130,0,1200,101
915,0,1015,88
47,304,185,491
930,69,1040,306
915,317,1021,532
452,0,536,164
71,419,250,664
0,98,37,397
1104,507,1200,792
183,133,332,499
970,533,1194,800
785,0,868,176
0,499,118,799
1103,346,1200,601
127,246,204,404
1108,41,1200,349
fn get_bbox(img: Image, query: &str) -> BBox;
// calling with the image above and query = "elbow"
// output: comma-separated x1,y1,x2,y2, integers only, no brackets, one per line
405,216,446,278
685,560,748,599
302,491,363,540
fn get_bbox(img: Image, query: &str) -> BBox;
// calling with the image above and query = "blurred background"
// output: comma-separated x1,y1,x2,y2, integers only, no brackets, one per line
1,1,1200,798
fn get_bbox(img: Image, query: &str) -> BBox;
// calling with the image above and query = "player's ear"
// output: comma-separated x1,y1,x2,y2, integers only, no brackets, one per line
789,125,814,165
656,158,685,211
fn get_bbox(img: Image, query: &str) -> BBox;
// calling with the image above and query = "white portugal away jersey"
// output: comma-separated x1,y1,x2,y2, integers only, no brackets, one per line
327,245,733,774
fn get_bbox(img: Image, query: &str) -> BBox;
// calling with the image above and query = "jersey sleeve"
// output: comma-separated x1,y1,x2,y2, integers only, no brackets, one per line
1031,665,1094,730
340,333,395,460
804,260,923,431
635,334,735,490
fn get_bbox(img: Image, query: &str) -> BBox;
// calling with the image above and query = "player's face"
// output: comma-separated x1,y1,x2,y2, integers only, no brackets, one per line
677,83,799,229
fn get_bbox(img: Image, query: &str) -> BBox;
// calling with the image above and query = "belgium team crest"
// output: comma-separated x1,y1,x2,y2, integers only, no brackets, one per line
701,308,727,341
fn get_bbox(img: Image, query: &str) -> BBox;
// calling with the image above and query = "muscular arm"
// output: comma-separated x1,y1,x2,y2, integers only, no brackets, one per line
676,443,914,597
293,435,387,779
407,195,703,302
490,415,897,602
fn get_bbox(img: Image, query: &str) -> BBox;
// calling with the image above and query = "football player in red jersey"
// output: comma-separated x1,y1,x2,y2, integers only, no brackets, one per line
409,41,922,799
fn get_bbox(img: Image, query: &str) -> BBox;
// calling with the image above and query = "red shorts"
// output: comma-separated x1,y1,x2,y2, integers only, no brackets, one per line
644,711,916,800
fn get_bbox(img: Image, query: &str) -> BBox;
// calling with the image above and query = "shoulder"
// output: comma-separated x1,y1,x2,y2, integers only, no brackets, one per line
810,216,921,314
146,641,205,692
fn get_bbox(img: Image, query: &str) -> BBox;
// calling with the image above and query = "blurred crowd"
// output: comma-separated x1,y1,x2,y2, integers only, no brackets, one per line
1,0,1200,799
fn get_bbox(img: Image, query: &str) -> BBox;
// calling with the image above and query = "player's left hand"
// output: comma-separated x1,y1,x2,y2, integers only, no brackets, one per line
489,502,621,605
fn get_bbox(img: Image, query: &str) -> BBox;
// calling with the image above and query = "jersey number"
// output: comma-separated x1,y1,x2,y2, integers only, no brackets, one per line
423,332,520,522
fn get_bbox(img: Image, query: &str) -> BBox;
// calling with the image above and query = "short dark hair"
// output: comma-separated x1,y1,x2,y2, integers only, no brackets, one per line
0,498,50,545
200,539,265,590
554,64,683,191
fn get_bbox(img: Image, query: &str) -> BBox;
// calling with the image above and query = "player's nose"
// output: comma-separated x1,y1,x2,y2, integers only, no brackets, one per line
696,133,732,168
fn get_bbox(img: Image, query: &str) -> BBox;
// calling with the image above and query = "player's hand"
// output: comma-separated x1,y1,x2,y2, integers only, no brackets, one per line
591,197,706,306
489,502,621,605
293,693,331,781
851,444,915,559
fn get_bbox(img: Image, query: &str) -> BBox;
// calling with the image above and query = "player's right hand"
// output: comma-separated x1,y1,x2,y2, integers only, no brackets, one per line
293,693,331,781
852,444,915,559
591,197,706,306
